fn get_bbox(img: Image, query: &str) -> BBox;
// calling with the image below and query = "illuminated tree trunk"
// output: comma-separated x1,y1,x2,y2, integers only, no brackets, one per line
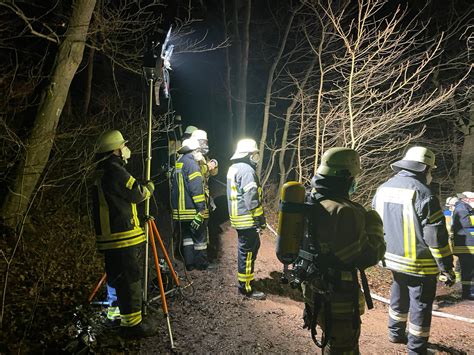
1,0,96,229
455,98,474,192
237,0,251,137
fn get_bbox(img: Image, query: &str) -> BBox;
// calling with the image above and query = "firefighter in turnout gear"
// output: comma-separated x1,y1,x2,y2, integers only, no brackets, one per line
91,130,156,338
452,192,474,300
171,138,211,270
373,146,454,354
191,129,219,211
300,147,386,354
227,139,266,300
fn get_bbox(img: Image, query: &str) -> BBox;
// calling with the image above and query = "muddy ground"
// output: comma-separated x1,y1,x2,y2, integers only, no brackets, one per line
91,189,474,355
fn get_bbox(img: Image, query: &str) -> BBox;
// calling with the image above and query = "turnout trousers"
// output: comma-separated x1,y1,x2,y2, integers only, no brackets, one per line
388,271,437,354
103,245,143,327
180,220,209,269
455,254,474,298
237,228,261,294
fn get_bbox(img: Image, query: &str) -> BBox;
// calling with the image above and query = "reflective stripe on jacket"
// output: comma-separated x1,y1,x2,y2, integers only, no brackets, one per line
92,155,150,251
452,200,474,254
171,153,209,221
226,161,264,229
373,170,453,275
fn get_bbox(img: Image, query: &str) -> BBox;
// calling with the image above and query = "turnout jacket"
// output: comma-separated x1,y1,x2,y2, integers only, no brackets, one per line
171,152,209,221
92,155,151,251
226,161,264,229
303,191,386,319
373,170,453,276
452,200,474,255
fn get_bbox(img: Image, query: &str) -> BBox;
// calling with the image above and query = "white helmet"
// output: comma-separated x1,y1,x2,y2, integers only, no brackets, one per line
178,138,200,154
391,146,436,173
191,129,208,141
231,138,258,160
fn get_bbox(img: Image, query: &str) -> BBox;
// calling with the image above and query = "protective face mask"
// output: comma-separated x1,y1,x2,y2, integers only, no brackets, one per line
348,179,358,196
121,146,131,163
199,140,209,155
426,170,433,185
192,151,204,162
250,152,260,164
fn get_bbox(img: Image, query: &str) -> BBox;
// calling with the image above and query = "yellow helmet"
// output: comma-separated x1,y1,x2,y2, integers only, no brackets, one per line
316,147,361,178
97,130,127,153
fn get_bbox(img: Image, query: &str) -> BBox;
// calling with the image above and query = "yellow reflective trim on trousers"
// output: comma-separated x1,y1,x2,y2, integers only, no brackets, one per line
428,210,444,223
125,176,136,190
189,171,202,180
408,322,430,338
96,232,145,251
245,252,253,292
453,246,474,254
107,306,121,320
121,310,142,327
389,307,408,322
429,244,452,258
238,272,255,281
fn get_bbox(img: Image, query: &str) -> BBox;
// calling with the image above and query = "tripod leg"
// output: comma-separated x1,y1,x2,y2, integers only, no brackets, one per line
88,273,107,303
150,220,180,287
148,220,175,349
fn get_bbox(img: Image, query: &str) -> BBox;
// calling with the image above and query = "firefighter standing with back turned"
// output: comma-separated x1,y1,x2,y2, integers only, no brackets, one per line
452,191,474,300
373,146,454,355
298,147,386,354
171,138,212,270
91,130,157,338
227,139,266,300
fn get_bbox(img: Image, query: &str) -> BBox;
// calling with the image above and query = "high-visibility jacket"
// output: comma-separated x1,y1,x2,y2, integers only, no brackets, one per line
226,161,264,229
171,152,209,221
373,170,453,276
452,200,474,255
92,155,151,251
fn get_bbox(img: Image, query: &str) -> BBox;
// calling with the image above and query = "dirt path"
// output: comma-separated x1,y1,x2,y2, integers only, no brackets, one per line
135,217,474,354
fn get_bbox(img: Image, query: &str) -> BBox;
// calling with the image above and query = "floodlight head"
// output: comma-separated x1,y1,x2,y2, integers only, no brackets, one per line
143,38,161,81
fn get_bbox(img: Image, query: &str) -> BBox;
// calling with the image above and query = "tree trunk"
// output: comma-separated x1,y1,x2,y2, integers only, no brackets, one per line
1,0,96,229
83,46,95,116
237,0,251,137
223,0,234,146
257,4,301,177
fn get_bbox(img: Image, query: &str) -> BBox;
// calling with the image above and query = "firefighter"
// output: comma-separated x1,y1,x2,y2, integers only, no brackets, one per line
171,138,211,270
182,125,198,140
226,138,266,300
191,129,219,211
373,146,454,354
91,130,156,338
444,196,459,240
301,147,386,354
452,191,474,300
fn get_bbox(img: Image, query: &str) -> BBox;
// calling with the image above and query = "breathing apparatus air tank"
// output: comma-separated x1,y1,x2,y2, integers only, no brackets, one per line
276,181,306,264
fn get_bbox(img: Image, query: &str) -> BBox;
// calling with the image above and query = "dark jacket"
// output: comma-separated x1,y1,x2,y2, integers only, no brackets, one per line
92,155,151,251
373,170,453,276
452,200,474,254
171,152,209,221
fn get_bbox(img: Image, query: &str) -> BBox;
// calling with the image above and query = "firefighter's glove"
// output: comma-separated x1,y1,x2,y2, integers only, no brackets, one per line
302,303,313,330
254,215,266,230
439,270,456,287
190,213,204,231
145,181,155,194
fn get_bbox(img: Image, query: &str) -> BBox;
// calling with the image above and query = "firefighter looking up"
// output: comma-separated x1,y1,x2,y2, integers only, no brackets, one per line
171,138,212,270
226,138,266,300
373,146,454,354
191,129,219,211
91,130,156,338
452,191,474,300
301,147,386,354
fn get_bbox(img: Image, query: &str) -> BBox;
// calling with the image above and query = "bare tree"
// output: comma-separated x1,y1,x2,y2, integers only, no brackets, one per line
0,0,96,229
